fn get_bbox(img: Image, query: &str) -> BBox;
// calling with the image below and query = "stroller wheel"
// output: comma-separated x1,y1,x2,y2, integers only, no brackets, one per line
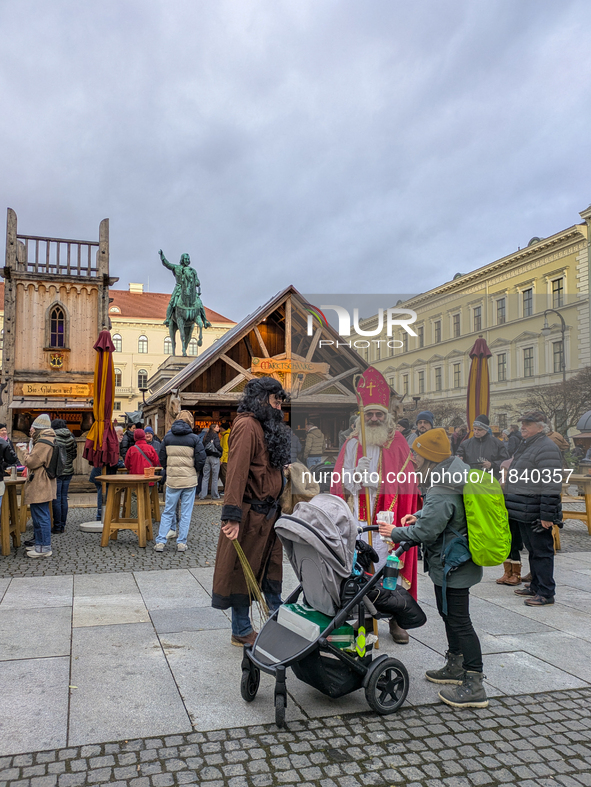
365,657,409,715
240,667,260,702
274,693,286,727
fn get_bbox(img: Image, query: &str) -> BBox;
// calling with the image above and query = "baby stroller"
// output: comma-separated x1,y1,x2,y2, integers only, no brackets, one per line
240,494,423,727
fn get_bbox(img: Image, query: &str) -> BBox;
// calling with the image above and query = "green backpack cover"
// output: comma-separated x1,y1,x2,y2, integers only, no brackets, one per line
463,470,511,566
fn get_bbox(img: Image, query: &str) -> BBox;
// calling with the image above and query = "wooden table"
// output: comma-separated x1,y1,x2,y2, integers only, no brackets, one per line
1,478,26,556
99,475,157,548
562,474,591,536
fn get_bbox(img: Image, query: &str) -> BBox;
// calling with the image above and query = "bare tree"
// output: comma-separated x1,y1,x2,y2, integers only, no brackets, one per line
517,366,591,433
404,397,466,429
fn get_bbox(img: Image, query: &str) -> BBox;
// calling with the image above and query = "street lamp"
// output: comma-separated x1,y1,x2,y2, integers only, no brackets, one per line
540,308,567,431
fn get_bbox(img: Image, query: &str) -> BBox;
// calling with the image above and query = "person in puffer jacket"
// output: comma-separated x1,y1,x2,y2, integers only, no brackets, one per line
504,410,562,607
51,419,78,534
153,411,206,552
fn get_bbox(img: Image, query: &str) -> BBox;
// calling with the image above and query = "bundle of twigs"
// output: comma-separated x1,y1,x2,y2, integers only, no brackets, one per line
232,541,269,623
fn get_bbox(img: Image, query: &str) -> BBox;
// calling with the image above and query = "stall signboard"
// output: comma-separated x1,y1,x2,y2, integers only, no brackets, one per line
15,383,92,397
251,358,329,375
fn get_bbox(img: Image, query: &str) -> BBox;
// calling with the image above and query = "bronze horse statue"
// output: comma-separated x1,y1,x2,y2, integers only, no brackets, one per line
160,250,211,356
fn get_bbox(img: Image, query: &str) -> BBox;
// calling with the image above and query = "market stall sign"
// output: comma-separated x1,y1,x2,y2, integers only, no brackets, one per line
16,383,92,397
251,358,329,375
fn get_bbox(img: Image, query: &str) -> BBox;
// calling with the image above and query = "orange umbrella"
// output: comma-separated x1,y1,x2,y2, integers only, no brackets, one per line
83,330,119,467
466,337,492,433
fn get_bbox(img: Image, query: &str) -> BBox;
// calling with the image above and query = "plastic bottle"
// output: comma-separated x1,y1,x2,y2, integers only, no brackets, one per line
382,553,401,590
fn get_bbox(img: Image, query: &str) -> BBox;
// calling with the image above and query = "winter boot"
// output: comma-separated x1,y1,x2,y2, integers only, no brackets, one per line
506,561,522,586
522,571,532,583
425,651,464,684
495,561,512,585
439,670,489,708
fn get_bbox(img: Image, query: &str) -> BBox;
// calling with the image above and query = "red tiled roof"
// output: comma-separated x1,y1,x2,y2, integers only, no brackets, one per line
108,289,234,323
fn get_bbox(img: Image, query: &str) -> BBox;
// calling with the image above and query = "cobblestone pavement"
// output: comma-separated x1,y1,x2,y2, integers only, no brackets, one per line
0,687,590,787
0,506,222,579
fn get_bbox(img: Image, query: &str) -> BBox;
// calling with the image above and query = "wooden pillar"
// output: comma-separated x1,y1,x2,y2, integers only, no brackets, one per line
97,218,110,332
1,209,18,429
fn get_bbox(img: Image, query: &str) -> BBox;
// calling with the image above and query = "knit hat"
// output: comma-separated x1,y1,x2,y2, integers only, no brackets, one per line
177,410,194,427
474,413,489,426
397,418,410,430
413,428,452,463
416,410,434,427
144,426,154,434
134,429,145,441
31,414,51,430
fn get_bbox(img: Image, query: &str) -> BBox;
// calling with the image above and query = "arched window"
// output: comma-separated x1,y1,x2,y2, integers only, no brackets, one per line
138,335,148,353
112,334,122,352
187,338,199,356
114,368,122,387
164,337,172,355
137,369,148,389
49,305,66,348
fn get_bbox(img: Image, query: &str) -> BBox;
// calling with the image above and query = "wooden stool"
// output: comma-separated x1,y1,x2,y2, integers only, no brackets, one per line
99,475,154,548
1,478,26,555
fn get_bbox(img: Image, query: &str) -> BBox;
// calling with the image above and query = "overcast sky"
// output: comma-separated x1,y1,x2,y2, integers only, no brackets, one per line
1,0,590,322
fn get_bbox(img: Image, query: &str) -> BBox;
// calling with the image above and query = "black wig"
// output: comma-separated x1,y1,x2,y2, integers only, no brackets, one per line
238,377,290,468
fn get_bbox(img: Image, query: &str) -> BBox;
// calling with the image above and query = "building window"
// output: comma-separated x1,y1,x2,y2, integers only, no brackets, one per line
417,326,424,348
164,337,172,355
497,353,507,382
138,335,148,354
498,413,508,430
453,363,461,388
188,338,199,356
137,369,148,389
113,401,121,411
434,320,441,343
552,278,564,309
435,367,442,391
402,375,409,395
418,371,425,394
402,332,408,353
452,313,460,338
523,347,534,377
497,298,506,325
49,305,66,348
114,368,122,387
553,340,564,374
523,288,533,317
473,306,482,333
113,334,122,352
0,329,3,350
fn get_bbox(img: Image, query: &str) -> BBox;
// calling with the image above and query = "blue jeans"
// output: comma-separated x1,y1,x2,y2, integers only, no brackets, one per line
30,502,52,549
52,475,72,528
306,456,322,469
232,586,282,637
156,486,196,545
199,457,221,499
90,465,118,519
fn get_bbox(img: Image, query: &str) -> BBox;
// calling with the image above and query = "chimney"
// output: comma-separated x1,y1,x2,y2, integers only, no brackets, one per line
129,283,144,294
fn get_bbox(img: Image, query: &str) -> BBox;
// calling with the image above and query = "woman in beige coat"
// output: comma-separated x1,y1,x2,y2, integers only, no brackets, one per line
24,414,57,557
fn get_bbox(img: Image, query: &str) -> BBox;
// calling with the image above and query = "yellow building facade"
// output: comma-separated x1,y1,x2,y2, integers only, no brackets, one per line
361,206,591,430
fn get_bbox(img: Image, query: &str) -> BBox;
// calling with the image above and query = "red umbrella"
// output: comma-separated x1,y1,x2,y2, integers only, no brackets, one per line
83,330,120,467
466,337,492,433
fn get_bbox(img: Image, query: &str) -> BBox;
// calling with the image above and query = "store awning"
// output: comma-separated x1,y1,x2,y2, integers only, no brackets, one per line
9,397,93,410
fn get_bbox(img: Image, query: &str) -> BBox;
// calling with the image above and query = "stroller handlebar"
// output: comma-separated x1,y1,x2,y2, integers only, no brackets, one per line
358,526,417,557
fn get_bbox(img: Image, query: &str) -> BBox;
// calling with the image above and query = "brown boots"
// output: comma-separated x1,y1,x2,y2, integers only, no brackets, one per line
496,560,521,586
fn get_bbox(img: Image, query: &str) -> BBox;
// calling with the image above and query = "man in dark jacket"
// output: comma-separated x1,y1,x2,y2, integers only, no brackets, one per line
456,415,509,477
504,410,562,607
51,419,78,534
154,411,206,552
120,423,141,460
507,424,522,456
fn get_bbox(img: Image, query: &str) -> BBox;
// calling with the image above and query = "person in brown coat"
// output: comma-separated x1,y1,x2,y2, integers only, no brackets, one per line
23,414,57,557
212,377,290,647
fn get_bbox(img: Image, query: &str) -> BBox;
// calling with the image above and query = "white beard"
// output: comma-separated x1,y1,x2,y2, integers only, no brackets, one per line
365,423,389,446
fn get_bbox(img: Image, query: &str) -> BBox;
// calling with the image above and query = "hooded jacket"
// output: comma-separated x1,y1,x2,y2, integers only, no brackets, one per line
125,438,160,477
53,427,78,477
303,426,324,460
158,420,206,488
24,428,57,504
504,431,562,525
392,456,483,588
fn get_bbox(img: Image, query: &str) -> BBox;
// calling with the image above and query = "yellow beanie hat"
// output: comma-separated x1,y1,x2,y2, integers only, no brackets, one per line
413,428,452,463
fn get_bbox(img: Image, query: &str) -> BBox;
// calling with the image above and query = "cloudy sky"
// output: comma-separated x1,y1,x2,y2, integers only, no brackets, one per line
1,0,590,321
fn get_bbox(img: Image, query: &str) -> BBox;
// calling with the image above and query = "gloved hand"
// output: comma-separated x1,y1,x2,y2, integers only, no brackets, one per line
356,456,378,488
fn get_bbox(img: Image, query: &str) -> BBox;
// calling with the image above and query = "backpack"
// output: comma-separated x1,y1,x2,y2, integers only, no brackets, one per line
463,469,511,567
37,438,67,479
205,439,221,457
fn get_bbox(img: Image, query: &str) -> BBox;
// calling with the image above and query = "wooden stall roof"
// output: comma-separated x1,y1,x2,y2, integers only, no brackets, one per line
144,285,380,408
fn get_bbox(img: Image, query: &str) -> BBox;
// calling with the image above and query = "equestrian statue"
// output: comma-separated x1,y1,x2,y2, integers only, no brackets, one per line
159,249,212,356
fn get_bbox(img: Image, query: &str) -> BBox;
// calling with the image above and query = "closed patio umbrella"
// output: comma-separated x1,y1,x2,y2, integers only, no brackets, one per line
466,337,492,433
83,330,119,467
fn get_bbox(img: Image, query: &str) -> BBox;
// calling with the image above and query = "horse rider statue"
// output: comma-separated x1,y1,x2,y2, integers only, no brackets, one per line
159,249,212,356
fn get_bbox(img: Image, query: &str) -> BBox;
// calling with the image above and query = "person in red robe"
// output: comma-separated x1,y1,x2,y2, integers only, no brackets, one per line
331,368,421,644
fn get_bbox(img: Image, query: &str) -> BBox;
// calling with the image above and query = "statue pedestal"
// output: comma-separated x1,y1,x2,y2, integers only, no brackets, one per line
147,355,195,393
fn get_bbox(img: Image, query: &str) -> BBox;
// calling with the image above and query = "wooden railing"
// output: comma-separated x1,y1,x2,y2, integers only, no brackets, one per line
16,233,99,277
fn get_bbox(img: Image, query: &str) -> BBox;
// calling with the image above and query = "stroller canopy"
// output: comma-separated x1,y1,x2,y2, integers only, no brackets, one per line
275,493,358,616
